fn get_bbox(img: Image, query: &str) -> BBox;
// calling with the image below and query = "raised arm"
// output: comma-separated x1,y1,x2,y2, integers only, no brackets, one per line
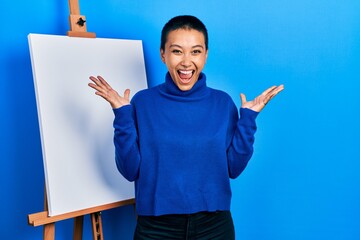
227,85,284,178
88,75,140,181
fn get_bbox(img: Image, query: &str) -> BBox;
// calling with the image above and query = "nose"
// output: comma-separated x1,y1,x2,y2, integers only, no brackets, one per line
181,54,191,68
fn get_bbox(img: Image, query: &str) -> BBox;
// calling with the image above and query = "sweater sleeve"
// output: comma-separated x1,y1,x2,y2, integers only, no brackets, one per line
113,105,140,182
227,107,259,179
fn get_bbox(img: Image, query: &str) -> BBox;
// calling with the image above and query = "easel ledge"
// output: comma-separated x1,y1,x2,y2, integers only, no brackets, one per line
28,199,135,227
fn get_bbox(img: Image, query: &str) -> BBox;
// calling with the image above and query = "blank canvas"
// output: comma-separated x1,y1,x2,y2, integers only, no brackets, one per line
28,34,147,216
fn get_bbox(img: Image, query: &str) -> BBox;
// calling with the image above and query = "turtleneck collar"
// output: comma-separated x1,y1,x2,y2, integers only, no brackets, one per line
158,72,210,100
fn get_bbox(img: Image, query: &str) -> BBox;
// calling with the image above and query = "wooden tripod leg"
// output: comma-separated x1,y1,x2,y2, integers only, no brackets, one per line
91,212,104,240
43,223,55,239
43,186,55,240
73,216,84,240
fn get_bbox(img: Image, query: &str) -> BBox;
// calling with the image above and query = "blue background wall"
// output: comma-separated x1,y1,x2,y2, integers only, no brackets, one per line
1,0,359,239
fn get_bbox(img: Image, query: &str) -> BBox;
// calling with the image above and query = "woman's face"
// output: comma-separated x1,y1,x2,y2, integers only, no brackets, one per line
160,29,208,91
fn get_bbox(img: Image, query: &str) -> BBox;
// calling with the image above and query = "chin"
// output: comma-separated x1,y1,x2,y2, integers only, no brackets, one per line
177,84,194,91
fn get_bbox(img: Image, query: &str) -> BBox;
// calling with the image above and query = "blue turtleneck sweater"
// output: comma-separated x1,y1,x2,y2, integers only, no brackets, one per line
113,72,258,216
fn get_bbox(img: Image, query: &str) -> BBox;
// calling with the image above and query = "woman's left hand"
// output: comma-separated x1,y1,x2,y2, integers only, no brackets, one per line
240,85,284,112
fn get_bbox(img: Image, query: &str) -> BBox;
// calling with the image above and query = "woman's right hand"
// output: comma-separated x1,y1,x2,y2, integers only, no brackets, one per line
88,76,130,109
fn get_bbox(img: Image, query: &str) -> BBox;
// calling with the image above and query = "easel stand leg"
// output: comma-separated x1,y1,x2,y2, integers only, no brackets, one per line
43,187,55,240
43,223,55,240
73,216,84,240
91,212,104,240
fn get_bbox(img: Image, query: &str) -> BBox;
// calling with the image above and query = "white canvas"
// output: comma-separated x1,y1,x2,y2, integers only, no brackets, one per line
28,34,147,216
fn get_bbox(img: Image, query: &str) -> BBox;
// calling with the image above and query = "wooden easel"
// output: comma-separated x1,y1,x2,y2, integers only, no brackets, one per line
67,0,96,38
28,1,135,239
28,195,135,240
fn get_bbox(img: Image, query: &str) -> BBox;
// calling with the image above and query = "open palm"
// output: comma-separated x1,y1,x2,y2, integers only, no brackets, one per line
88,76,130,109
241,85,284,112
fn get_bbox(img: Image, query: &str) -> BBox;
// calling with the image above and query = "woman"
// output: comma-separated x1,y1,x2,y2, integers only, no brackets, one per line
89,15,284,240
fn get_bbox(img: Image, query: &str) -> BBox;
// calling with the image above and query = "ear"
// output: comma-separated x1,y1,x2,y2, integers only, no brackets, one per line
160,48,165,63
205,49,209,63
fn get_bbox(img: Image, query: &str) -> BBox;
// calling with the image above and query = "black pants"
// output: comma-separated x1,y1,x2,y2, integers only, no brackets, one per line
134,211,235,240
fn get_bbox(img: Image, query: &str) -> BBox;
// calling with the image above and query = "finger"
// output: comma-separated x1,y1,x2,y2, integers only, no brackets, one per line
263,85,285,103
261,86,277,96
124,89,131,100
89,76,107,90
88,82,100,91
276,84,285,93
89,76,101,84
94,91,106,98
240,93,246,106
97,76,113,89
267,85,285,98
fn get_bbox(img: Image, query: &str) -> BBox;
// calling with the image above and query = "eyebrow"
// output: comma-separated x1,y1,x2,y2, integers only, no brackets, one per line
169,44,204,49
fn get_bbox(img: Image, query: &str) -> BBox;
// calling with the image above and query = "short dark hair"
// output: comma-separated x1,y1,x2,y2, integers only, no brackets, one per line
160,15,208,51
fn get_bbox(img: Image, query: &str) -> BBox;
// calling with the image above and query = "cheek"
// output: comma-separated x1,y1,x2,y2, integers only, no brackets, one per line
166,61,176,70
164,59,179,73
196,58,207,68
167,58,180,69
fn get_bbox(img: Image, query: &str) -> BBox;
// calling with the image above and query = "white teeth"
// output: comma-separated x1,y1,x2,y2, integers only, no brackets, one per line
179,70,192,74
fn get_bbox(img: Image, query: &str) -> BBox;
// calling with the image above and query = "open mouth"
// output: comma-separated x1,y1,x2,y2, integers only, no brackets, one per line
177,70,194,84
